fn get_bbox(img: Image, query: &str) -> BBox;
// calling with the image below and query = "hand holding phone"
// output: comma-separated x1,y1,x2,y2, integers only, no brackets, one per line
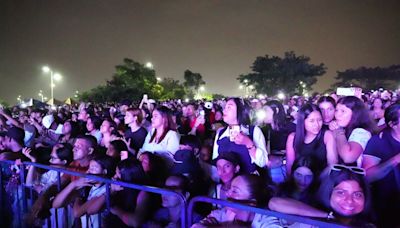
121,151,129,160
229,125,240,142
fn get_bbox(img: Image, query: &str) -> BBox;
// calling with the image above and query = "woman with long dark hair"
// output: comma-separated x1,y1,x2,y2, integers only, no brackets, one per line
262,100,296,152
329,96,377,165
317,96,336,128
269,166,375,227
277,156,319,204
286,104,337,175
140,106,180,167
213,97,268,174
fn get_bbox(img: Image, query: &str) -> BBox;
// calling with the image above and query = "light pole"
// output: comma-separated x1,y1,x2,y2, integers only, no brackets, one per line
38,90,44,102
42,66,62,101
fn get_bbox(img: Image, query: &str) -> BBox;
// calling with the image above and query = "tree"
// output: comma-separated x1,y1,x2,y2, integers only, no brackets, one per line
237,51,326,96
158,78,186,100
332,65,400,91
81,58,159,103
183,70,205,99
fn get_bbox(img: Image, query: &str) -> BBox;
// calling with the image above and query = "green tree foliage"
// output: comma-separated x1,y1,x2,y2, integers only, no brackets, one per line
158,78,186,100
0,99,9,108
80,58,187,103
183,70,205,99
332,65,400,90
238,51,326,96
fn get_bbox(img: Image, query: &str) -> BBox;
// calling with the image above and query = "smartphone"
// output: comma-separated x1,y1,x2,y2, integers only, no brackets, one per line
229,125,240,142
121,151,129,160
143,94,148,101
199,110,205,116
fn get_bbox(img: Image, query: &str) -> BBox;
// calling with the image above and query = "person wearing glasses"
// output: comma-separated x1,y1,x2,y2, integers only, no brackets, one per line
362,103,400,228
329,96,377,166
269,165,375,227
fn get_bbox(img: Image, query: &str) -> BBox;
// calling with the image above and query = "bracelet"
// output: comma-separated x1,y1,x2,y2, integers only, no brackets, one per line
327,211,334,220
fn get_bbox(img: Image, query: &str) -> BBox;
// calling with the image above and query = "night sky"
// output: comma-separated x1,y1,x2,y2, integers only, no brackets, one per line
1,0,399,104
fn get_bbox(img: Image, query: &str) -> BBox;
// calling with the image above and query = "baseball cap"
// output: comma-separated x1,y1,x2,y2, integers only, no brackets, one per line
212,151,240,167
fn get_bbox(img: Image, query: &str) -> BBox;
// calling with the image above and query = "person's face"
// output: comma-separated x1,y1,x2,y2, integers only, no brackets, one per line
182,106,188,117
87,160,104,175
100,120,112,134
186,105,195,117
216,159,237,184
372,99,382,109
330,180,365,217
151,110,164,129
223,99,238,125
162,177,184,208
73,138,92,161
335,104,353,128
49,144,66,165
226,176,254,214
263,106,274,124
62,121,72,135
293,166,314,191
214,110,223,121
106,144,118,158
319,102,335,124
139,153,151,172
199,147,211,162
304,111,323,135
124,112,135,125
86,118,94,132
78,110,88,121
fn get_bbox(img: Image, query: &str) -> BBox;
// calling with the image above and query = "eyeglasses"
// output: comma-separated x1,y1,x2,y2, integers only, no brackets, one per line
329,164,365,176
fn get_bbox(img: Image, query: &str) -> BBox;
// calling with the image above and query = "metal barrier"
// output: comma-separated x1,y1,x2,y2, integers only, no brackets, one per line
1,160,350,228
187,196,348,228
0,160,187,228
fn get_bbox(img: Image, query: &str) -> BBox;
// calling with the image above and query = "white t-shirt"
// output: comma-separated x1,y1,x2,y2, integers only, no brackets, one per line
140,129,180,164
348,128,372,151
203,208,282,228
80,184,106,228
212,125,268,168
348,128,372,167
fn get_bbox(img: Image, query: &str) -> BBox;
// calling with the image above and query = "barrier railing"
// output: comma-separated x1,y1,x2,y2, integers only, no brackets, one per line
0,160,187,228
1,160,350,228
187,196,348,228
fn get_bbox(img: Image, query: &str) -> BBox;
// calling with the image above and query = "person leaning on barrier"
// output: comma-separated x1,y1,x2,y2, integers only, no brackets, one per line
192,174,282,228
269,165,375,227
27,135,97,224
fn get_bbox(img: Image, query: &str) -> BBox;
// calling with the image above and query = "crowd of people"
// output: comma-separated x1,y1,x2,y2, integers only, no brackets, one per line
0,88,399,228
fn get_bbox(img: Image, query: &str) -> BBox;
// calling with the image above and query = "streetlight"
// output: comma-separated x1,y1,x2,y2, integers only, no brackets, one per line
38,90,44,102
156,77,162,82
145,62,153,69
74,90,79,99
42,66,62,101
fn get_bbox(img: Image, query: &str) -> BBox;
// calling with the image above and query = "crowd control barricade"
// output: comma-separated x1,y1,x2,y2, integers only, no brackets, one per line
187,196,348,228
0,160,187,228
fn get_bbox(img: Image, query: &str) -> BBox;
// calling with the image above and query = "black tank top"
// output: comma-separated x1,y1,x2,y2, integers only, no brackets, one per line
297,128,328,172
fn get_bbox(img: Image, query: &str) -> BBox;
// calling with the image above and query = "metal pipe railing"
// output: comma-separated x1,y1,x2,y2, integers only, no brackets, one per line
0,160,187,228
187,196,348,228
